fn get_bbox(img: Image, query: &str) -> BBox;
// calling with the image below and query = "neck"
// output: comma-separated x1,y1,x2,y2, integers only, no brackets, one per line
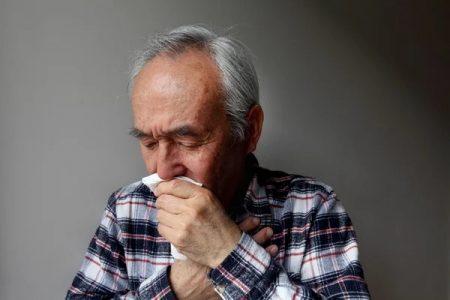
222,154,257,216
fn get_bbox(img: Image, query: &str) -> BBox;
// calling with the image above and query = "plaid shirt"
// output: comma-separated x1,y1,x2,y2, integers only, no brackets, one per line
66,158,370,299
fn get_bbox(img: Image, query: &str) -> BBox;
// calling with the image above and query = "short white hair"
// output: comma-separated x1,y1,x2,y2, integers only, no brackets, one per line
129,25,259,142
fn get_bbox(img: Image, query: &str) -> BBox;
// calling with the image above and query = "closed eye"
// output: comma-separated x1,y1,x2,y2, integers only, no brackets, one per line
143,140,158,149
176,140,201,149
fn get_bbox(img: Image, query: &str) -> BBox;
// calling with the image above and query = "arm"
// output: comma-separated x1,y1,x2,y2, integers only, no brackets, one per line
166,218,277,300
65,192,176,300
154,179,369,299
207,193,370,299
66,191,277,299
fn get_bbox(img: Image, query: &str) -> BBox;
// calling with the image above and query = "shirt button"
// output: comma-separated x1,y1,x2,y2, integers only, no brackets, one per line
216,284,226,294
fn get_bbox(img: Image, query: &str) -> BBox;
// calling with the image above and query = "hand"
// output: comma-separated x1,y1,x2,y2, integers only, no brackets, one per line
155,179,241,268
237,217,278,257
168,216,277,300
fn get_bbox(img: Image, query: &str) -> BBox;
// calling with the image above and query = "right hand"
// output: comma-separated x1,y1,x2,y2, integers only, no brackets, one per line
168,217,276,300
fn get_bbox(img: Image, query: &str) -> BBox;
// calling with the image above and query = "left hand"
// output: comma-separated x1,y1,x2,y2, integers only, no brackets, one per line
154,179,242,268
167,216,277,300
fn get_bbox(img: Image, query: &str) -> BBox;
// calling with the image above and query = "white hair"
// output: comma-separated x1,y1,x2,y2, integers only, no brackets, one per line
129,25,259,142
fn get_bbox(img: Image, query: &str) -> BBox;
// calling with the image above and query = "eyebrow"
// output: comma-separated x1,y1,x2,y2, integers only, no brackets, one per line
129,127,147,138
129,125,201,139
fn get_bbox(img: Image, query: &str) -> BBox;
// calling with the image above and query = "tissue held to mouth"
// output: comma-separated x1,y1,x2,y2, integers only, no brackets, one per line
142,173,202,192
142,174,202,260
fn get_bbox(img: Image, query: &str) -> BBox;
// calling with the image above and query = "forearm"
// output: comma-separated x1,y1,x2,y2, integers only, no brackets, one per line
207,233,370,299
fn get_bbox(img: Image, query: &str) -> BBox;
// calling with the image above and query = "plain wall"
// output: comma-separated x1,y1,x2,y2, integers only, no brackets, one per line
0,1,448,299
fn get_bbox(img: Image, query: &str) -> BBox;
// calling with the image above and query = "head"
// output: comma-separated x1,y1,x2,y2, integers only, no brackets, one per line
129,25,264,207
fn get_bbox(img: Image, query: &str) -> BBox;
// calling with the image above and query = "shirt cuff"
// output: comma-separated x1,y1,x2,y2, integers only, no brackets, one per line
208,232,272,299
138,266,176,300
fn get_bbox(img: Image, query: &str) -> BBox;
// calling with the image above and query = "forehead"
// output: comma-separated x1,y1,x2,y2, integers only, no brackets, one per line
131,49,226,132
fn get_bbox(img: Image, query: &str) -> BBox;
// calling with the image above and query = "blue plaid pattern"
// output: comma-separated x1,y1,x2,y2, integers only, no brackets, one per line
66,161,370,299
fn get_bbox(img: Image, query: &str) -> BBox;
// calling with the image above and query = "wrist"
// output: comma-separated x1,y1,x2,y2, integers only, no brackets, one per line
208,227,242,268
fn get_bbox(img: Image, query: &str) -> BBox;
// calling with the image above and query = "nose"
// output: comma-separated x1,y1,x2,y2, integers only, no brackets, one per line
156,141,186,180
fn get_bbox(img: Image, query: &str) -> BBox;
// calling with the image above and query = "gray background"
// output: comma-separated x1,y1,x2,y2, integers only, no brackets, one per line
0,1,449,299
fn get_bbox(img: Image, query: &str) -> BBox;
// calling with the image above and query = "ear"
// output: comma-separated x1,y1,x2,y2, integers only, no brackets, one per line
245,104,264,154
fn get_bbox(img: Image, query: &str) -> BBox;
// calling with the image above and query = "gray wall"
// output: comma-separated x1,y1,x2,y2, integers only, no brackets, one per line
0,1,448,299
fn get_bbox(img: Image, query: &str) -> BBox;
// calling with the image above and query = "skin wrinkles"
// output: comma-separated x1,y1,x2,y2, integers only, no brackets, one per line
130,126,212,149
68,27,275,300
131,48,248,208
130,46,269,299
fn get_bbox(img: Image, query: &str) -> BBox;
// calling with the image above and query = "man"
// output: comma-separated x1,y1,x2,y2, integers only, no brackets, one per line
66,25,370,299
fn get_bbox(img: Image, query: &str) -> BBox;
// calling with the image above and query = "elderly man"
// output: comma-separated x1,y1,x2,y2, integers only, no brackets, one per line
66,25,370,299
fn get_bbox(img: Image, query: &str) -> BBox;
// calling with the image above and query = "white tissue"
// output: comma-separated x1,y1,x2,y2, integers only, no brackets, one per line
141,173,202,261
142,173,202,192
170,244,187,261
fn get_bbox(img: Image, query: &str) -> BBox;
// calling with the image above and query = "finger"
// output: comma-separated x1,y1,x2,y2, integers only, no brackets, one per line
265,244,278,257
157,222,177,242
154,179,200,198
156,209,181,229
252,227,273,245
238,217,260,232
155,194,188,214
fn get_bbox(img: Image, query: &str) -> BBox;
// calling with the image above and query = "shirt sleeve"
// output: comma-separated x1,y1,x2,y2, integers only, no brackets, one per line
65,192,177,300
208,193,370,299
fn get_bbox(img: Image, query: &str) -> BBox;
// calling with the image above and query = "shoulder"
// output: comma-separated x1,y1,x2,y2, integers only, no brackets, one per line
105,180,154,211
114,180,151,200
254,166,337,214
256,167,334,196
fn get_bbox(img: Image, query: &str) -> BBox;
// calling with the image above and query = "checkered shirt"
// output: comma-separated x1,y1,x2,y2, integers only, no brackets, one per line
66,161,370,299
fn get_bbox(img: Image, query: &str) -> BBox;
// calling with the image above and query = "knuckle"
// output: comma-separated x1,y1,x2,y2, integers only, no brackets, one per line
241,220,254,231
171,231,180,244
254,235,264,244
171,179,182,189
190,208,201,220
204,190,215,202
184,220,194,233
185,205,200,219
156,210,162,221
155,199,163,209
196,189,211,203
182,219,194,233
179,221,189,231
174,231,187,248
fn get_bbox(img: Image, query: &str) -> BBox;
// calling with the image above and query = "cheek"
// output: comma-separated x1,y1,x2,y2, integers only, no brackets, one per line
183,152,213,175
183,148,221,182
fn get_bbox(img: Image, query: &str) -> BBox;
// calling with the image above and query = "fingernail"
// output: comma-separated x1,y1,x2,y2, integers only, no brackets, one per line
252,217,260,225
270,245,278,255
266,228,273,238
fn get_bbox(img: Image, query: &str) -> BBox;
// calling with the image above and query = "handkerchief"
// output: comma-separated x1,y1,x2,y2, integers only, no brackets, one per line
142,173,202,260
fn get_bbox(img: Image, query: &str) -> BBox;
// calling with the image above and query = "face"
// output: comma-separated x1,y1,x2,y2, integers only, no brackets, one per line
131,49,248,206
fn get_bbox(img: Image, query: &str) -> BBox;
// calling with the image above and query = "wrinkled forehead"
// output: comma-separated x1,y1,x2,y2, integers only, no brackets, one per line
131,49,228,132
132,49,223,103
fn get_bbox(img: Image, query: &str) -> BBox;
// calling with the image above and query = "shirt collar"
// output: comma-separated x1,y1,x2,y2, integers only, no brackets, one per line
228,154,273,226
